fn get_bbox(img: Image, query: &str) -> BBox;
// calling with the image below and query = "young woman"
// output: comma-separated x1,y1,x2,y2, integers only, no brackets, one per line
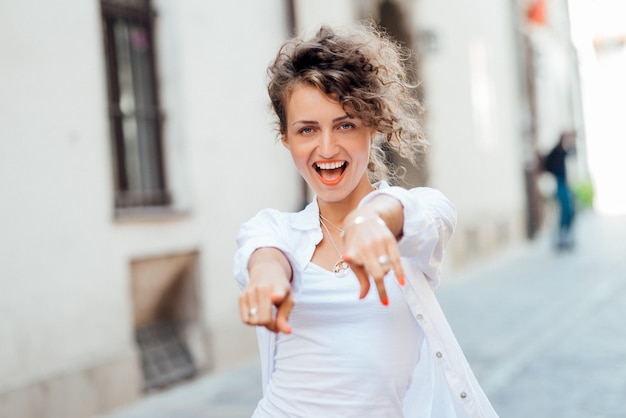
234,22,498,417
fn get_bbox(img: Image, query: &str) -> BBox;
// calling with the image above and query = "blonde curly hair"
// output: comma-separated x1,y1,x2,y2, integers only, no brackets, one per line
267,21,427,182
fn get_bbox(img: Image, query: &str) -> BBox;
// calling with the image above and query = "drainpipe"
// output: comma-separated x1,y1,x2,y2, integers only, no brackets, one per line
285,0,310,208
285,0,296,36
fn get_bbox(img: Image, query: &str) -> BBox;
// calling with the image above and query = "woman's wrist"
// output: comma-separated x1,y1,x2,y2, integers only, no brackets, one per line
249,247,294,282
347,194,405,240
341,215,387,237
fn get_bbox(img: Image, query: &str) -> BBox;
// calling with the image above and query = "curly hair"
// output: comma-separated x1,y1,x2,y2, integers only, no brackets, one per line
267,21,426,182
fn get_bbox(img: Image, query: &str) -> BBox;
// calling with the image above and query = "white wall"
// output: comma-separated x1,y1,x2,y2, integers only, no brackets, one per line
158,0,303,366
294,0,358,35
0,0,303,406
415,0,526,239
0,0,131,388
531,29,579,153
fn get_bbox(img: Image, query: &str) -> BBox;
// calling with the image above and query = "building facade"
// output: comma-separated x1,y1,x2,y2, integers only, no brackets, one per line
0,0,583,417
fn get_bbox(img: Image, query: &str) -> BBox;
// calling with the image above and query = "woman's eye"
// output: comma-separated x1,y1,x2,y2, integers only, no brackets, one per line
339,123,354,130
299,127,314,134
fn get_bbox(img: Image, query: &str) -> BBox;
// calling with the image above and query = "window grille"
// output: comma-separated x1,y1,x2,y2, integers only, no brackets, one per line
101,0,170,209
136,321,196,391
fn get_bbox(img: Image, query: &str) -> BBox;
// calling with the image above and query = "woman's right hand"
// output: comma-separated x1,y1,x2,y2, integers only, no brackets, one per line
239,248,294,334
341,195,406,306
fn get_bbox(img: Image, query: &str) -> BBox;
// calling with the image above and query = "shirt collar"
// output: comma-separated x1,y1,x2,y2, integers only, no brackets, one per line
290,198,321,231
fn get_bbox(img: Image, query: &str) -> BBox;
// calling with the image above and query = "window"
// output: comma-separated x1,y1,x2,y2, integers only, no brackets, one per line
130,252,203,391
101,0,170,209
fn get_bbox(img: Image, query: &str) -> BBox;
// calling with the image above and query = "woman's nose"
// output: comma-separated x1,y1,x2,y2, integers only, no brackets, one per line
318,130,338,158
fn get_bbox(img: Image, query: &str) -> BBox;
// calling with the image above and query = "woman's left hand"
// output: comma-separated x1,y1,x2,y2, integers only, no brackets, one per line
341,198,406,305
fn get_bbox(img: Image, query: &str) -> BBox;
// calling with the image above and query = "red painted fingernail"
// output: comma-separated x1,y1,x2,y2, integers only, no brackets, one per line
398,276,406,286
381,297,389,306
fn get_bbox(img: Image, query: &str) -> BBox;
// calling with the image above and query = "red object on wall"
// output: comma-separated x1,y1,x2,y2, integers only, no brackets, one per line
527,0,547,25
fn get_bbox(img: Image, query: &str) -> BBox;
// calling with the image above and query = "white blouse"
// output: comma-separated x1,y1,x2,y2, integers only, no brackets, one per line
234,182,499,417
255,262,422,417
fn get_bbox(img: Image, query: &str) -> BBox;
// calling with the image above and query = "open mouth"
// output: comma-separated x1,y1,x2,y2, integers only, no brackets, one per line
314,160,348,186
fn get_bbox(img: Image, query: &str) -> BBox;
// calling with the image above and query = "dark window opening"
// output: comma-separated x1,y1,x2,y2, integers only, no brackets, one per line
377,0,429,188
101,0,170,209
130,253,204,392
136,321,195,391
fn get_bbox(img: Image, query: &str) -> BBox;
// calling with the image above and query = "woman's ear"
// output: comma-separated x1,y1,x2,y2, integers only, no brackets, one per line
281,132,290,149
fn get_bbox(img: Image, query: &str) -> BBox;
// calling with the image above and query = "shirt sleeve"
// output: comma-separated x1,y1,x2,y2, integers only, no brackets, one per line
359,186,457,287
233,208,302,294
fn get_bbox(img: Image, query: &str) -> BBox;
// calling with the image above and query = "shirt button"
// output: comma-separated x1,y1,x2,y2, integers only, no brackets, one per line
460,392,467,399
436,352,443,358
416,314,423,320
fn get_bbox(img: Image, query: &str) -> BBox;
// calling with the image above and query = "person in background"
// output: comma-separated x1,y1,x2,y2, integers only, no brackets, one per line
234,21,498,417
543,130,577,250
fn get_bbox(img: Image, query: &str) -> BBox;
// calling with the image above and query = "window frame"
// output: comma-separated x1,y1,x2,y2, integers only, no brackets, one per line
101,0,171,211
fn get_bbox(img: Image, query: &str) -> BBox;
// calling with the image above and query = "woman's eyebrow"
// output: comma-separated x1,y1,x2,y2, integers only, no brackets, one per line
291,114,352,127
291,119,319,126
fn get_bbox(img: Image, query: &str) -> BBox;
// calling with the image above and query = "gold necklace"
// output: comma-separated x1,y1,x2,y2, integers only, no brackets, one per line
319,213,344,234
319,216,350,278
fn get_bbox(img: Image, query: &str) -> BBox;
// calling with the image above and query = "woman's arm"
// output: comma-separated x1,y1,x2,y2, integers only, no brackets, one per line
234,208,298,334
342,194,406,306
362,186,457,287
239,247,294,334
342,187,457,304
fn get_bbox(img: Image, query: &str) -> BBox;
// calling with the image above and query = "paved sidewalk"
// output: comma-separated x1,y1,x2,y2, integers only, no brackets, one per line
101,358,262,418
102,211,626,418
440,210,626,418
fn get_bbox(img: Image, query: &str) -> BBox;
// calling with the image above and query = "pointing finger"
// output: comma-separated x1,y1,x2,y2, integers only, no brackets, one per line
351,263,371,299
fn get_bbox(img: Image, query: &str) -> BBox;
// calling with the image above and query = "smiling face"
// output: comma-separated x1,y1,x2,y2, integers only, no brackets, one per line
282,84,375,205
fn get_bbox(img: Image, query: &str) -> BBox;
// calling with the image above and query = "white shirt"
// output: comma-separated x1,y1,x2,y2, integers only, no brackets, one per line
234,182,499,417
256,262,422,417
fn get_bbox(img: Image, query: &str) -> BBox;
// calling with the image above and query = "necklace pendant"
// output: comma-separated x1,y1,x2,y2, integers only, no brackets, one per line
320,217,350,278
333,260,350,278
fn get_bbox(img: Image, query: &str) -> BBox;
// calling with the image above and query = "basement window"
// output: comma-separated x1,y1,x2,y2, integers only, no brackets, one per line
130,252,207,392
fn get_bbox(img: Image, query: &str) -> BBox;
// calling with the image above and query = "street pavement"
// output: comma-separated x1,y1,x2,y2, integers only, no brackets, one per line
102,210,626,418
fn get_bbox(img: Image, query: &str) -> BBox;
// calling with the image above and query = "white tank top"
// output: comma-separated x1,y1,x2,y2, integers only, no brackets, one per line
253,262,424,417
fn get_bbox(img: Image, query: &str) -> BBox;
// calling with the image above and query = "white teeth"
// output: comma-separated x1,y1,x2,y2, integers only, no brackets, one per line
316,161,345,170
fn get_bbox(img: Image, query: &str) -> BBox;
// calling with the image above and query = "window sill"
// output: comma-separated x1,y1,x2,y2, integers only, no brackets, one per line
114,206,190,223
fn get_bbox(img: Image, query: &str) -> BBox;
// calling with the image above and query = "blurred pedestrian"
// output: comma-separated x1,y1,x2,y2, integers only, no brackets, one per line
234,22,497,417
543,130,577,250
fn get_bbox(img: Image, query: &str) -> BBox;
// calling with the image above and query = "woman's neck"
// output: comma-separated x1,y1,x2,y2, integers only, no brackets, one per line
317,178,376,225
